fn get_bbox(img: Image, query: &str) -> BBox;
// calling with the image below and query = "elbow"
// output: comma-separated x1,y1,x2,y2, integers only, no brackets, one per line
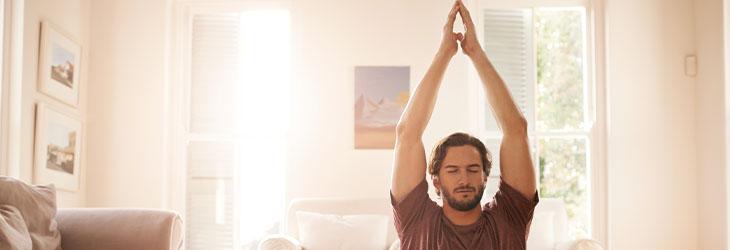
395,122,420,141
395,122,411,138
504,117,528,136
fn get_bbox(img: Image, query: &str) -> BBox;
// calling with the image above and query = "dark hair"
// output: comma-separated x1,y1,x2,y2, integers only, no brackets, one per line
428,132,492,179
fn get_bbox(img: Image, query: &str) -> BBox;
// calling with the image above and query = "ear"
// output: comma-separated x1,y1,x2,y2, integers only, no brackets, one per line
432,175,441,195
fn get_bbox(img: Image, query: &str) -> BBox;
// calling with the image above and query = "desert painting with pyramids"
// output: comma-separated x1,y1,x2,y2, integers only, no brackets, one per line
354,66,410,149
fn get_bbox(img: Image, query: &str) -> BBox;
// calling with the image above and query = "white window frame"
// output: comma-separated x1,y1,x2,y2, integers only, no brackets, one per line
1,0,23,177
466,0,608,245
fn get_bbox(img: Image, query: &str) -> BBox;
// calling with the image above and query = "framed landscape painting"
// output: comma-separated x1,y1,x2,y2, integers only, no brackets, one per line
38,21,82,107
34,103,82,192
354,66,410,149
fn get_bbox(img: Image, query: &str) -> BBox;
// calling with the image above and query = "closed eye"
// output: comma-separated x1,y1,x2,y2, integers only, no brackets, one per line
445,166,458,173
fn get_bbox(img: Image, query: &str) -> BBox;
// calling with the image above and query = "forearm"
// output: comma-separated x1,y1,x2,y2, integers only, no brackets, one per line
473,51,536,195
470,51,528,135
390,52,451,201
455,0,536,197
396,52,453,140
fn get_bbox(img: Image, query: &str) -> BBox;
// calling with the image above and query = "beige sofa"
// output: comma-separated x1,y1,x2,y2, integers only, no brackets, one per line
0,176,184,250
55,208,183,250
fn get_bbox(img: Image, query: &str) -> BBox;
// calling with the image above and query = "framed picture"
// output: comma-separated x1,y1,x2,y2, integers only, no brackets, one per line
354,66,410,149
34,103,82,192
38,21,82,107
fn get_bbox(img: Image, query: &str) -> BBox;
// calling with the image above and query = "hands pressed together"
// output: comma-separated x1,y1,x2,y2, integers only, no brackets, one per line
439,0,483,59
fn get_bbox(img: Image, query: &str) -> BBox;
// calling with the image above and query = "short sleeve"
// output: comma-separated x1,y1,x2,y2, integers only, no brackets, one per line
389,179,439,237
487,178,539,234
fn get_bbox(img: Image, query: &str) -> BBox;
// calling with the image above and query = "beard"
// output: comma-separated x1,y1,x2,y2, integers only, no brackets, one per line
441,183,486,212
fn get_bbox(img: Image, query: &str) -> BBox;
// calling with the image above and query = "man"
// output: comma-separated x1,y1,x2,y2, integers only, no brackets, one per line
389,1,539,249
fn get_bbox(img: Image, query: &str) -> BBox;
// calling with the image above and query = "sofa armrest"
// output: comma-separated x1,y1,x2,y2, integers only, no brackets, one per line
257,234,301,250
55,208,183,250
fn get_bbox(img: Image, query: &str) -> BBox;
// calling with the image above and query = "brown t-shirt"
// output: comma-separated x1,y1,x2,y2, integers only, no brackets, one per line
390,178,539,250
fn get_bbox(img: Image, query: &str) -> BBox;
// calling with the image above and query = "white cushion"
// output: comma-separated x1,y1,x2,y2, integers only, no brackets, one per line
527,211,555,250
389,239,400,250
570,239,604,250
257,234,302,250
295,211,389,250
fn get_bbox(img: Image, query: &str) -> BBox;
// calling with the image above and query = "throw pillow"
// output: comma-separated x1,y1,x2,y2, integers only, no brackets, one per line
296,211,388,250
0,205,32,250
0,176,61,250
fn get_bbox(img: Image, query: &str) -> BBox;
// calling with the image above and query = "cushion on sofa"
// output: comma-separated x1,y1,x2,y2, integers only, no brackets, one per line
389,239,400,250
570,239,604,250
0,205,32,250
0,176,61,250
257,234,301,250
295,211,388,250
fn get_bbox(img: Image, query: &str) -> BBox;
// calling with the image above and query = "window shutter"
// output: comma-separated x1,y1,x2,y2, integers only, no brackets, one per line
186,13,240,250
189,14,239,134
482,9,535,132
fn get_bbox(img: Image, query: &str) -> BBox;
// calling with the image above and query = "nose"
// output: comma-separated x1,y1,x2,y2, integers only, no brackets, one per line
457,170,468,185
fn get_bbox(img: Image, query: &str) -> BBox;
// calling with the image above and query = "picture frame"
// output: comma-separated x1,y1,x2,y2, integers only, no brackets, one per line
33,103,82,192
354,66,410,149
37,21,82,107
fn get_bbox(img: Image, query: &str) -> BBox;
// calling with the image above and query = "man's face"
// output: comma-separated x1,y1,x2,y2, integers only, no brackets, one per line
434,145,486,212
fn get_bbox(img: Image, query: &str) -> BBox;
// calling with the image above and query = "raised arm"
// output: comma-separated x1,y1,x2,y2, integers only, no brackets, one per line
390,2,462,203
457,1,537,198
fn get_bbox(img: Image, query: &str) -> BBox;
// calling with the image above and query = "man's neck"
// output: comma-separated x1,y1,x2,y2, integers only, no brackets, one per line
442,203,482,226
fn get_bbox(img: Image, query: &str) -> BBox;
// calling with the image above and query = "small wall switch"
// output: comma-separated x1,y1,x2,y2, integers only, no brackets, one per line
685,55,697,77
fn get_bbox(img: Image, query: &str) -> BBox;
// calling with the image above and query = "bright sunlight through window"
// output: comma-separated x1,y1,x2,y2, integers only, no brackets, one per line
235,10,290,248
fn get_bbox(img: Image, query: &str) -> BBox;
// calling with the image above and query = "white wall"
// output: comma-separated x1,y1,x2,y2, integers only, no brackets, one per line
16,0,90,207
606,0,699,248
86,0,170,208
695,0,727,248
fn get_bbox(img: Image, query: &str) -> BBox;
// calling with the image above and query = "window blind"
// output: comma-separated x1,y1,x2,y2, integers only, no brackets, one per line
482,9,535,132
186,13,240,250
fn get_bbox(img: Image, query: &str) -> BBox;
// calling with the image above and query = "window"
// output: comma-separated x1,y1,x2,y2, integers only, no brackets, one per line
474,4,601,241
180,7,290,250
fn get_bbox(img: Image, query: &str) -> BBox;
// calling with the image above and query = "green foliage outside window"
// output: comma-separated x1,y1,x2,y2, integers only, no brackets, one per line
535,9,590,239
